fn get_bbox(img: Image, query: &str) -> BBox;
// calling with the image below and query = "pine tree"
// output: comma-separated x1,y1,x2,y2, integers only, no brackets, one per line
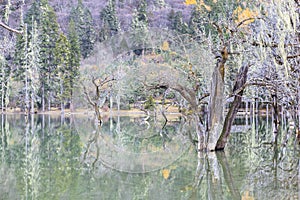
14,21,41,113
188,0,238,36
54,33,71,113
130,0,149,55
70,0,95,58
168,10,189,34
0,55,11,113
67,19,81,111
32,0,60,111
99,0,120,41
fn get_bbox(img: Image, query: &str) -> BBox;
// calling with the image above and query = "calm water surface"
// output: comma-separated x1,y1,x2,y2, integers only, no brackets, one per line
0,114,299,200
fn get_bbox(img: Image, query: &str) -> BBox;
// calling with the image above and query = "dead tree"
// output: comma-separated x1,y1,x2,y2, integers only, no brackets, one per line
83,76,115,126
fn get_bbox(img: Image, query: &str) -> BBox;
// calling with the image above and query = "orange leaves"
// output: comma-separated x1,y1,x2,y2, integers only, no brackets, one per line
161,41,169,51
184,0,212,11
242,191,255,200
184,0,197,5
233,6,258,26
161,169,170,179
161,165,177,179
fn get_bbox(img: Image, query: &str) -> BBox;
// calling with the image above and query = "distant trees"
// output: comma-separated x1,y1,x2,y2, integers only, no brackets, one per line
130,0,149,54
99,0,120,41
12,0,81,112
168,10,189,34
70,0,95,59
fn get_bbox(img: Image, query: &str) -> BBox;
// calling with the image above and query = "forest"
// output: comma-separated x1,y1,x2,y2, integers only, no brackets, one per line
0,0,299,151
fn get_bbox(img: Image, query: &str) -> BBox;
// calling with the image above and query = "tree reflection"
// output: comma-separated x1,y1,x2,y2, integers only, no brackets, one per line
0,114,300,199
188,151,241,200
0,114,82,199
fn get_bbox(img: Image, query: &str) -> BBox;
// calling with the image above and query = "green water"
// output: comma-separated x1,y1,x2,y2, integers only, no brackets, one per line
0,114,299,200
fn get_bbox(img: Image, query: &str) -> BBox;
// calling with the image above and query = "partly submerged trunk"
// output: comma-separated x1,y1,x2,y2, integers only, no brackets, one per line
207,55,226,151
215,64,249,150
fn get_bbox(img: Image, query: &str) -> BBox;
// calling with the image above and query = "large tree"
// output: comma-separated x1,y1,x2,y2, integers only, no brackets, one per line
54,33,71,113
67,19,81,111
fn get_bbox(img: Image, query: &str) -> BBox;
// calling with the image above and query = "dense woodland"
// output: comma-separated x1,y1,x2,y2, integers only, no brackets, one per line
0,0,299,150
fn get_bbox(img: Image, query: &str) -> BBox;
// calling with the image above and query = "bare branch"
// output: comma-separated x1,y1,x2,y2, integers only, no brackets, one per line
235,17,263,29
212,22,225,45
82,83,96,107
0,21,22,34
287,54,300,59
199,93,210,103
250,41,299,48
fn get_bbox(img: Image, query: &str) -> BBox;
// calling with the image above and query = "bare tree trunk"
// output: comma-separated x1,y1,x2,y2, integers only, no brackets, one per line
298,88,300,131
207,55,226,151
48,92,51,111
272,93,279,136
215,64,249,150
42,84,45,112
30,93,34,114
70,90,74,112
60,78,64,114
0,63,4,113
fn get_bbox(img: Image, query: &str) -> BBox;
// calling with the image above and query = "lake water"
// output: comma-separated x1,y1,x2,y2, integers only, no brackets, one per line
0,114,299,200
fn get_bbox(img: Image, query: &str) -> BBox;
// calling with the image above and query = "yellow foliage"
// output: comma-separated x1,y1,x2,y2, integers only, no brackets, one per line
184,0,212,11
233,6,258,26
162,169,170,179
184,0,197,5
242,191,254,200
162,41,169,51
200,0,211,11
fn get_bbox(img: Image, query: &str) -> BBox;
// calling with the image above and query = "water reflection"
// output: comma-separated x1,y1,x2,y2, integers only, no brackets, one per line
0,114,299,199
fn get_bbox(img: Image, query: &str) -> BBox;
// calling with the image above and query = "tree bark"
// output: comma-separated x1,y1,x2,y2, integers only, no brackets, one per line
215,64,249,150
207,49,227,151
42,84,45,112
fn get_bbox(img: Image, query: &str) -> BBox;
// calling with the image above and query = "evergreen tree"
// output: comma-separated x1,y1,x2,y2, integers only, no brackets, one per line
38,2,60,111
0,55,11,112
14,21,41,113
188,0,239,36
70,0,95,58
99,0,120,41
54,33,71,112
168,10,189,34
155,0,166,8
67,19,81,111
130,0,149,55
